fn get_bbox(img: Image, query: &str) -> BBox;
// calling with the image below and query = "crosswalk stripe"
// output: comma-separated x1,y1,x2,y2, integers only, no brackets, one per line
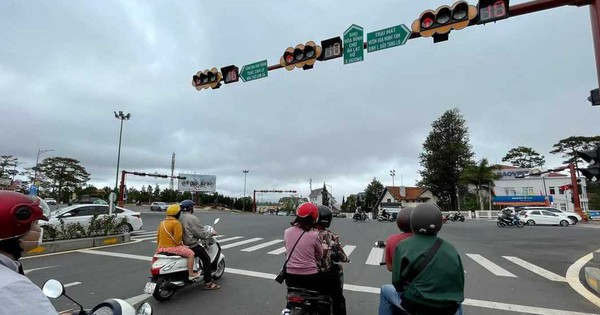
221,238,263,249
216,236,244,243
343,245,356,257
365,248,384,265
241,239,283,252
214,235,226,238
502,256,566,282
133,236,156,241
466,254,517,277
268,247,287,255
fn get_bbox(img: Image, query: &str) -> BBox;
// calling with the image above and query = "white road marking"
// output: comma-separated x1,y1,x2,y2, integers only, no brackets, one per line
132,236,157,242
78,249,151,261
462,298,598,315
241,239,283,252
567,251,600,308
503,256,566,282
23,265,58,275
131,230,156,236
64,281,82,288
268,246,287,255
124,293,151,306
215,236,244,243
466,253,517,277
221,238,263,249
342,245,356,257
21,239,144,259
365,247,384,265
214,235,226,238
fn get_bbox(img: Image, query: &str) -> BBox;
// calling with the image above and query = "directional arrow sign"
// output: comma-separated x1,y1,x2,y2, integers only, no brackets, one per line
367,24,411,53
240,60,268,82
343,24,364,65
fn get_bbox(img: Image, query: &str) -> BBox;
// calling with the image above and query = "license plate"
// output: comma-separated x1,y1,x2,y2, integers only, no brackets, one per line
144,282,156,294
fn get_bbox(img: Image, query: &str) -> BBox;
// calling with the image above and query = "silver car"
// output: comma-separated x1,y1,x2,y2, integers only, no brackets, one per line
150,202,168,212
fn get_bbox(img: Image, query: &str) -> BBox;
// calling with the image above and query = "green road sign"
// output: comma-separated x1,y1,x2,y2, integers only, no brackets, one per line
343,24,364,65
240,60,268,82
367,24,411,53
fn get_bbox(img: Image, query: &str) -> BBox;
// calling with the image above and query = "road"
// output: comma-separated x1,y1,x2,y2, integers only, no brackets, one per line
22,209,600,314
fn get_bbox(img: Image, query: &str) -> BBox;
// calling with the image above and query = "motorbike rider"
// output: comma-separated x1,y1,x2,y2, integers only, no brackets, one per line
156,204,200,281
381,209,390,220
384,207,414,272
0,191,58,314
379,204,464,315
315,205,350,315
178,199,220,290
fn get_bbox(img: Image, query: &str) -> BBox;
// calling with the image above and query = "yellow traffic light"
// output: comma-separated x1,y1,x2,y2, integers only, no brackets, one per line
412,1,477,42
192,68,222,90
279,41,322,71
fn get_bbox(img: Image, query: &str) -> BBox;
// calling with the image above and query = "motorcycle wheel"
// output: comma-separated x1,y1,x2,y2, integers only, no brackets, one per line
213,259,225,279
459,217,465,222
153,277,175,302
497,221,506,228
516,221,525,228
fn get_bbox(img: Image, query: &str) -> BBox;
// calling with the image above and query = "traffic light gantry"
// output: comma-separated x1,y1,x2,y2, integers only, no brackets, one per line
412,1,478,43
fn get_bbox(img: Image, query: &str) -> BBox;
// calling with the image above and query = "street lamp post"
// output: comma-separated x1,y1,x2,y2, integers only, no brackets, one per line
390,170,396,187
113,111,131,215
242,170,249,212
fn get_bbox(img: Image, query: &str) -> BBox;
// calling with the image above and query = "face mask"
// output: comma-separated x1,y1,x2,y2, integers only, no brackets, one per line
19,223,43,252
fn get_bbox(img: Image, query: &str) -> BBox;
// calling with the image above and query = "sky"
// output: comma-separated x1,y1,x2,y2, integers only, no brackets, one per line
0,0,597,203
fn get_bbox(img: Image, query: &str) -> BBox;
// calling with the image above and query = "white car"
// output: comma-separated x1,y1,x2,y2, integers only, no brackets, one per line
150,202,168,212
41,204,143,233
44,198,57,205
522,207,582,224
519,209,573,227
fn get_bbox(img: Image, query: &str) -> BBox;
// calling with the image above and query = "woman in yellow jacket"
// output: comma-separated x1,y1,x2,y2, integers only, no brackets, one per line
156,204,200,280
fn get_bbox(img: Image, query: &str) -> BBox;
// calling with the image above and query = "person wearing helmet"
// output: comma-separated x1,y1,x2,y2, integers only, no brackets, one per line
156,204,200,281
283,202,323,291
379,204,464,315
315,205,349,315
178,199,220,290
0,191,57,314
383,207,414,272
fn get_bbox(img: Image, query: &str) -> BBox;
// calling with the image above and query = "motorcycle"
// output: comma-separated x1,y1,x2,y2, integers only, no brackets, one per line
377,212,394,222
353,212,370,222
281,287,332,315
42,279,152,315
497,215,524,228
146,218,226,302
445,212,465,222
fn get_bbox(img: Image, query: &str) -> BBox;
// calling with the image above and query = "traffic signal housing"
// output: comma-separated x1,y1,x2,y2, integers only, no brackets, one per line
192,68,222,90
577,147,600,181
279,41,323,71
412,1,478,43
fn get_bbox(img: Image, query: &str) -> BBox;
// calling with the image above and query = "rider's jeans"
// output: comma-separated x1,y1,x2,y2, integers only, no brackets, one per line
379,284,463,315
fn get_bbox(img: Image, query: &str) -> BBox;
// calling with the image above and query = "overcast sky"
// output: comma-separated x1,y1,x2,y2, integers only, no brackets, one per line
1,0,597,203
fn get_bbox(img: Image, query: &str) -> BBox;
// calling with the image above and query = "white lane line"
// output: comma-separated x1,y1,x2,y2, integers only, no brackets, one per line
64,281,82,288
124,293,151,306
466,253,517,277
268,246,287,255
462,298,598,315
503,256,566,282
78,249,151,261
132,236,157,242
365,247,384,266
221,238,263,249
216,236,244,243
567,252,600,308
342,245,356,257
241,239,283,252
23,265,58,275
214,235,226,238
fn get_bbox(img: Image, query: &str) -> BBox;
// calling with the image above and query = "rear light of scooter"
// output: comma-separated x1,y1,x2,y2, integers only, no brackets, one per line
288,296,305,304
150,257,160,276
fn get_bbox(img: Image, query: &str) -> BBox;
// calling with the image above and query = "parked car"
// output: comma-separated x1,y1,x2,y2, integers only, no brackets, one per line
44,198,57,205
93,199,108,205
519,209,573,227
521,207,582,224
40,204,143,233
150,202,168,212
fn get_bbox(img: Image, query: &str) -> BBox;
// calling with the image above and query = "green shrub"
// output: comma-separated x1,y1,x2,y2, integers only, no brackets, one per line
42,215,130,241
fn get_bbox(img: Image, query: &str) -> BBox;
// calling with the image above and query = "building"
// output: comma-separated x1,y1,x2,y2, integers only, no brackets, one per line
375,186,438,211
492,166,589,211
308,188,336,207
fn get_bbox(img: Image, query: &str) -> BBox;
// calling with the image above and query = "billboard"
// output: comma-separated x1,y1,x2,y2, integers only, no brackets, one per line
178,174,216,192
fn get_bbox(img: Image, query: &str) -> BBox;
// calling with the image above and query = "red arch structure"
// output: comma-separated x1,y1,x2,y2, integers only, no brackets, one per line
253,189,297,213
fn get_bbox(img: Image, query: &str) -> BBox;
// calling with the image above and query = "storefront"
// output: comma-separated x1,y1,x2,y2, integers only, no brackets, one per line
492,195,553,207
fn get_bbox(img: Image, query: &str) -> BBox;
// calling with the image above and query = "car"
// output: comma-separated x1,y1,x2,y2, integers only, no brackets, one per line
40,204,143,233
150,202,168,212
521,207,582,224
519,209,573,227
44,198,57,205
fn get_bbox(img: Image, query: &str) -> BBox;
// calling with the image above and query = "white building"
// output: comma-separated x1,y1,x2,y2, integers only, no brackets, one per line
308,188,336,206
492,166,589,211
375,186,438,210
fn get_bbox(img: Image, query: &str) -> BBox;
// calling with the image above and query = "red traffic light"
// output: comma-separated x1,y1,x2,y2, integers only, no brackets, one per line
412,1,477,42
421,13,435,29
279,41,322,71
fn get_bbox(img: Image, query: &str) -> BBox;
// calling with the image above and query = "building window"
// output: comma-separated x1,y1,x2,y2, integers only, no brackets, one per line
549,187,556,195
504,187,516,196
560,204,567,211
522,187,534,195
387,198,391,203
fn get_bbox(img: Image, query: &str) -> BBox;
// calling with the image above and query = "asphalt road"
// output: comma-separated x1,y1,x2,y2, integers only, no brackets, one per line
21,209,600,314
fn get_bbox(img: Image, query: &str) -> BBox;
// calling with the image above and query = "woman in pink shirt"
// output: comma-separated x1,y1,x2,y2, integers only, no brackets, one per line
384,207,414,271
284,203,323,291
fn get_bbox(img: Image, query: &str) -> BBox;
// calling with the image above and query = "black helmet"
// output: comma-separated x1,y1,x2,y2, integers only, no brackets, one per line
180,199,195,212
396,207,414,232
316,205,333,228
410,204,443,236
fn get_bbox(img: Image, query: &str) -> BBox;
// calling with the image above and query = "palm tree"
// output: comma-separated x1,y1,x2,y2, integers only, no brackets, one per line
460,158,501,210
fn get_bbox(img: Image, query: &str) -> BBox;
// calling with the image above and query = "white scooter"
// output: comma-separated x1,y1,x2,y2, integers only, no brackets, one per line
42,279,152,315
145,218,225,302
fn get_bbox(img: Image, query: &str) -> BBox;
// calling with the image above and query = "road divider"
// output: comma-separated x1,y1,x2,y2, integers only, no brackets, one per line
24,234,131,257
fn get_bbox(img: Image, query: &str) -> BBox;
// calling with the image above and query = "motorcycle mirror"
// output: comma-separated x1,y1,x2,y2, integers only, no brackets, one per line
136,302,153,315
42,279,65,299
213,218,220,225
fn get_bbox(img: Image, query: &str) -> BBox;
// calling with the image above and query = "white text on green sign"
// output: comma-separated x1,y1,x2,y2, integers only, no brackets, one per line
241,60,268,82
367,24,410,53
343,24,364,65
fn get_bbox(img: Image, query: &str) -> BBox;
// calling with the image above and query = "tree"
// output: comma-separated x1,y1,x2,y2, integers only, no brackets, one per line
502,146,545,168
146,185,154,202
550,136,600,170
364,177,384,212
344,195,357,213
36,157,90,203
460,158,500,210
419,108,474,211
341,196,346,211
321,183,330,206
0,155,19,180
153,184,161,201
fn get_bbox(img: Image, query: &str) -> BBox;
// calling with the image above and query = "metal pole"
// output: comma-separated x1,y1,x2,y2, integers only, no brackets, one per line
590,0,600,85
243,170,248,211
542,175,548,205
34,148,41,185
488,182,492,210
115,118,124,192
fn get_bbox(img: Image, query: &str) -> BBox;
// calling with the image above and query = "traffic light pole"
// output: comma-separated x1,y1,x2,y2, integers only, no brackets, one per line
590,0,600,84
569,163,586,218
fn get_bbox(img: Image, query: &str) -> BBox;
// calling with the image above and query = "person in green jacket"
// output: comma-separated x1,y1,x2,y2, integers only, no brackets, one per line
378,204,464,315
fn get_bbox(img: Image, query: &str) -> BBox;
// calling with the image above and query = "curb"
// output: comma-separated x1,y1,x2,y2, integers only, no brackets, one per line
585,267,600,294
24,233,131,257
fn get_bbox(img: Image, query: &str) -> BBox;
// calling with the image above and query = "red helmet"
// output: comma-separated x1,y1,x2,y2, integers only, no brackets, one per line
296,203,319,223
0,191,50,240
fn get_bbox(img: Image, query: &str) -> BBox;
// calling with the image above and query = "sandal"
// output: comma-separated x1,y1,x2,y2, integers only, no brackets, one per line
188,273,201,281
204,282,221,290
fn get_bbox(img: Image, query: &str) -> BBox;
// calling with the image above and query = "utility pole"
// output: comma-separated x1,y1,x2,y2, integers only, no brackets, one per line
242,170,249,211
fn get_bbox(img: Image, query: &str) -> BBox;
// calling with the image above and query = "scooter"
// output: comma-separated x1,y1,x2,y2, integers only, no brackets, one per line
377,212,394,222
282,287,332,315
146,218,226,302
353,212,370,222
42,279,152,315
496,215,524,228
